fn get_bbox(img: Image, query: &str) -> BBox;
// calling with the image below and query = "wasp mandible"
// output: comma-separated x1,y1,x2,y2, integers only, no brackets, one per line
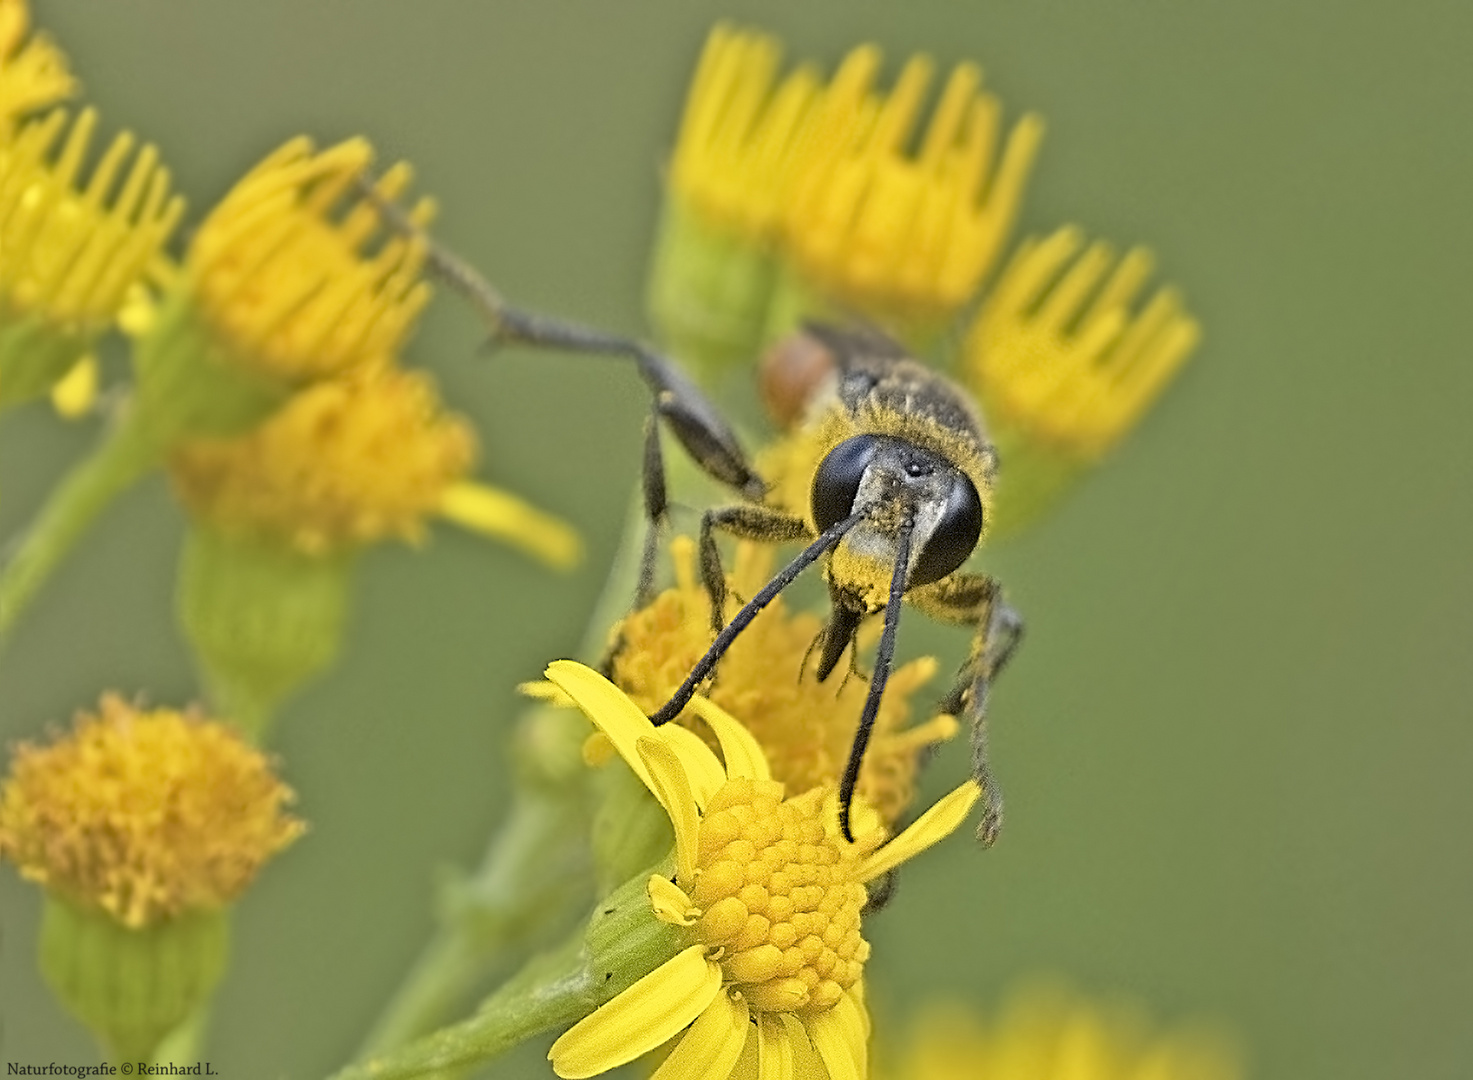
366,185,1020,846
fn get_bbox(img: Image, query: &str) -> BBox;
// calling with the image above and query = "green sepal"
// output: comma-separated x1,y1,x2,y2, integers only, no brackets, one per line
132,287,288,445
177,524,353,739
590,757,676,898
38,895,229,1064
0,313,92,409
646,197,778,378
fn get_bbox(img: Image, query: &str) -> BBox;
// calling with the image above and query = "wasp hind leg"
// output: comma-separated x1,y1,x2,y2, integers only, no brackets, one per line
910,573,1025,846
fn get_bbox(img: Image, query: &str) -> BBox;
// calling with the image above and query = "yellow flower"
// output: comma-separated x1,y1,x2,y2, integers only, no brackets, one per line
966,226,1201,461
186,137,431,384
0,0,75,134
880,985,1241,1080
0,694,303,929
778,45,1043,335
669,24,823,243
0,107,182,404
168,364,578,564
607,536,955,825
543,660,980,1080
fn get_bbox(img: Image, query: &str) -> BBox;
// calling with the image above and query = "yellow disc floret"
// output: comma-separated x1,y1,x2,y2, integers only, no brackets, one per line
187,137,432,382
687,778,869,1014
0,695,304,928
966,226,1201,459
169,365,475,555
609,537,956,825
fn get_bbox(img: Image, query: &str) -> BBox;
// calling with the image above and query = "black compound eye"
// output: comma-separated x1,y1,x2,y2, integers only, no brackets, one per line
811,435,881,533
909,473,983,586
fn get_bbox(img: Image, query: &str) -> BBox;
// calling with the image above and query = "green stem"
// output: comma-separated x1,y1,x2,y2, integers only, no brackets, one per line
0,404,163,640
330,934,596,1080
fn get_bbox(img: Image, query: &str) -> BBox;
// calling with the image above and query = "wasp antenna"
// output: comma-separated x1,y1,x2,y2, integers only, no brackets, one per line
838,519,914,843
651,509,868,726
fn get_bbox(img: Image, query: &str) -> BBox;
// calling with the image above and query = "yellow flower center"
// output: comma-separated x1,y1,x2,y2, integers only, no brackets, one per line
169,366,475,555
610,536,956,824
684,777,869,1015
0,695,303,928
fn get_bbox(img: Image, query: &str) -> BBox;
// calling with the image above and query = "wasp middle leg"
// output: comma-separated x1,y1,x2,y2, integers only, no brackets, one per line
910,573,1025,846
697,505,813,632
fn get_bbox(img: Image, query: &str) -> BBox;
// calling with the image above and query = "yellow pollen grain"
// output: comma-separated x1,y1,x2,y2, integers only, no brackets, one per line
685,776,872,1015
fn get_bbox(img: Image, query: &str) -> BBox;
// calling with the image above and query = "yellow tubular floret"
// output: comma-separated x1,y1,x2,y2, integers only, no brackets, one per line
670,23,823,240
968,226,1201,458
0,108,184,327
782,45,1044,327
188,138,432,382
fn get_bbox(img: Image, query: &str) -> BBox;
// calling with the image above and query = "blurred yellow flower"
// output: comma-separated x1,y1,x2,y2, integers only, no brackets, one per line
0,107,182,405
543,660,979,1080
186,137,431,384
607,536,955,825
880,985,1241,1080
0,694,303,928
967,226,1201,460
169,363,580,564
0,0,75,135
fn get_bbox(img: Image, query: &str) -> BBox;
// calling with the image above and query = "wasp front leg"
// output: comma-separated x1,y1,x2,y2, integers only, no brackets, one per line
698,505,813,632
910,573,1025,846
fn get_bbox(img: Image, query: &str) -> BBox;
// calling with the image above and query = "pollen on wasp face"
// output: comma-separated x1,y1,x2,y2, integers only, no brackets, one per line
688,777,869,1014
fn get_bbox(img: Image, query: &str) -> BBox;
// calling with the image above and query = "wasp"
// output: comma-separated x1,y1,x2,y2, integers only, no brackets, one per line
365,185,1021,845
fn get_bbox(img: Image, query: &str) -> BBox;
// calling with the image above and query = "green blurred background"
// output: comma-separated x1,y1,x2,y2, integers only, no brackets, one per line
3,2,1470,1077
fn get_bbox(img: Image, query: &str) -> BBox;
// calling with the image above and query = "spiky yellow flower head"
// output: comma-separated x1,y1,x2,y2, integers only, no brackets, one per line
669,24,823,243
608,537,955,825
0,694,304,929
169,364,580,564
967,226,1201,461
778,45,1043,335
880,985,1241,1080
0,108,182,404
186,137,431,384
0,0,75,134
544,661,979,1080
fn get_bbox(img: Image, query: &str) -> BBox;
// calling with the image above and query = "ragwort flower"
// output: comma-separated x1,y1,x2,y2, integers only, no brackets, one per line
0,107,182,407
544,660,980,1080
0,694,302,1058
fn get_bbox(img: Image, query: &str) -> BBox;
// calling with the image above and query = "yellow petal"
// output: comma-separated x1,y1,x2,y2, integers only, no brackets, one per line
651,990,751,1080
690,696,772,782
439,480,583,569
857,780,980,883
639,736,701,887
648,873,699,926
517,679,573,706
546,661,659,794
657,722,728,807
807,995,865,1080
755,1013,796,1080
549,945,722,1079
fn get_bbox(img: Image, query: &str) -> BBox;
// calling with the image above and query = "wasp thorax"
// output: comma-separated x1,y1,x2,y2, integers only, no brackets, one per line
687,778,870,1014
